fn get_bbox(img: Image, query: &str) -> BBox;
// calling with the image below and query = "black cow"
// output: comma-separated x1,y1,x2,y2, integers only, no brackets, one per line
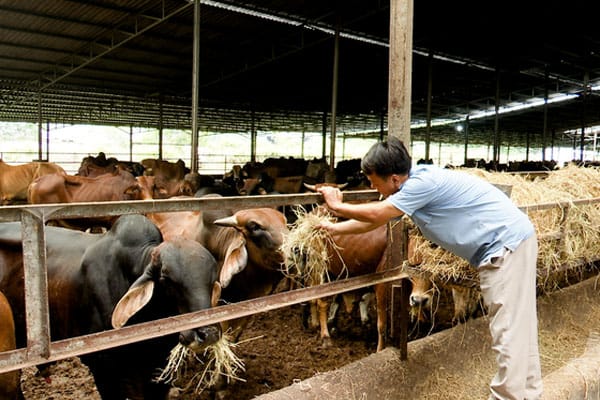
0,214,219,400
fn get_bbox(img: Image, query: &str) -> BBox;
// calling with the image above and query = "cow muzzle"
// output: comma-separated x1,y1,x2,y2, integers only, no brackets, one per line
179,325,221,353
409,293,431,308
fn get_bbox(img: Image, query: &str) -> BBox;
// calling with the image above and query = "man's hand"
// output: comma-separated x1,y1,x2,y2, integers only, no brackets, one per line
315,217,336,234
316,186,343,215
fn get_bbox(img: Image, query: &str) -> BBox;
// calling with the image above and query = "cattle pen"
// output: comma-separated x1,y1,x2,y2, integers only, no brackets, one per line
1,190,600,398
0,190,411,375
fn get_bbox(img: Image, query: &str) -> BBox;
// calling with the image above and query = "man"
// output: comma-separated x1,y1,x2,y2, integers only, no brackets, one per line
317,136,541,400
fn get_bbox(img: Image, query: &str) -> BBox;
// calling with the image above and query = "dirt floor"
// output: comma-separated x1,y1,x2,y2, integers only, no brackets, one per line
18,271,600,400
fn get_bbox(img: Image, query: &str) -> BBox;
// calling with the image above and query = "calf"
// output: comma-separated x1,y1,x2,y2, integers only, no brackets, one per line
289,214,390,351
409,275,482,325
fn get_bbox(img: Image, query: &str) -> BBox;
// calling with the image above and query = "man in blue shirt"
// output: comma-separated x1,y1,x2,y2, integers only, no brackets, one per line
317,136,541,400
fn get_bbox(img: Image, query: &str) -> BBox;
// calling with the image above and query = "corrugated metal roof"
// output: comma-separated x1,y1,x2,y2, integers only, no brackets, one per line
0,0,599,148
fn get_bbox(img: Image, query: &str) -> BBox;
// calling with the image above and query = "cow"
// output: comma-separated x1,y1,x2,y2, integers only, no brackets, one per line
334,158,368,188
141,158,188,181
179,172,216,197
221,164,273,196
405,225,483,328
0,290,22,400
143,195,290,342
222,157,313,196
78,152,144,178
140,159,191,198
135,174,192,200
27,169,149,230
0,214,220,400
408,275,483,326
308,223,389,351
0,160,65,205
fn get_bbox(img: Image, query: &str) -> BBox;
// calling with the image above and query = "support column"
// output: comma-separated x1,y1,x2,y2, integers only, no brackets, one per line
250,110,257,163
190,0,201,173
387,0,414,145
542,69,549,162
158,96,164,160
493,70,501,168
329,16,340,172
425,50,433,161
37,89,43,161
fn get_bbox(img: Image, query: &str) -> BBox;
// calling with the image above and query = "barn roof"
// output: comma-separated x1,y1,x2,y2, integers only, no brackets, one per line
0,0,599,147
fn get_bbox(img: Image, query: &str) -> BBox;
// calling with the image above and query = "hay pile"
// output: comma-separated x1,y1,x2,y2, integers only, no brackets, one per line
280,205,344,286
410,164,600,291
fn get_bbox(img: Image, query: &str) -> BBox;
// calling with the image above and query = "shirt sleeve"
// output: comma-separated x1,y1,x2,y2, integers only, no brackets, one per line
388,173,438,217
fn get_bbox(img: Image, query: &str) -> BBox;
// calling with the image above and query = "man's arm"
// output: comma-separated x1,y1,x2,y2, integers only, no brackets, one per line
317,186,404,233
318,218,380,235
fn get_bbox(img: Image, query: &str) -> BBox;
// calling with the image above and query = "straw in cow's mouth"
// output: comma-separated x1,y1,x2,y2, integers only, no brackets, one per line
154,332,247,394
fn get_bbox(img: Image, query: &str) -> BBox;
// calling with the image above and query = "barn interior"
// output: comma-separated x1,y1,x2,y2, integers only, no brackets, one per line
1,1,600,161
3,2,600,397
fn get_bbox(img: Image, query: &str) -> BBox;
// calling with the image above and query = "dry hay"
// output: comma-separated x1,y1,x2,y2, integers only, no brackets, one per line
154,333,246,395
408,165,600,293
399,277,600,400
280,205,345,286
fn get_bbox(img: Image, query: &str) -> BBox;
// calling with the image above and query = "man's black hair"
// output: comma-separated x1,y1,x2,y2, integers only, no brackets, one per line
361,136,412,177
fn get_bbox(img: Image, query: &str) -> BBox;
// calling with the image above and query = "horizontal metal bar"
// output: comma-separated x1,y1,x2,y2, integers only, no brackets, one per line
0,191,381,222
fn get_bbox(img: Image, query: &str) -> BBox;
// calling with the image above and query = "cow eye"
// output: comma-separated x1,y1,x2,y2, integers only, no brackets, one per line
246,221,261,232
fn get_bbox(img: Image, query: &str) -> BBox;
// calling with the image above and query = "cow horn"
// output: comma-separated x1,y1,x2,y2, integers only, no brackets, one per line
211,281,222,307
303,183,316,192
337,182,349,190
214,215,238,227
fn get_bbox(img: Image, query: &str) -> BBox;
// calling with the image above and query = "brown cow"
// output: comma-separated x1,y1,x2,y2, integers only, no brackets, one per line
143,196,289,340
141,158,188,181
27,169,148,230
140,158,190,198
135,175,190,199
409,275,482,325
28,169,145,204
295,219,390,352
209,207,289,340
0,160,65,204
77,152,144,178
0,290,22,400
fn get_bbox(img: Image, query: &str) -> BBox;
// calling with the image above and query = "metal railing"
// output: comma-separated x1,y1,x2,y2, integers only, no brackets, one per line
1,191,598,374
0,189,410,374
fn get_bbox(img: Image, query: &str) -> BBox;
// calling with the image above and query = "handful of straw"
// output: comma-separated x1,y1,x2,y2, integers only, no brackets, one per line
280,205,344,286
154,333,246,394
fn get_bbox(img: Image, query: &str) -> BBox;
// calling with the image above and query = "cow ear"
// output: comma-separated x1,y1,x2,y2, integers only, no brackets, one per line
111,277,155,329
219,235,247,288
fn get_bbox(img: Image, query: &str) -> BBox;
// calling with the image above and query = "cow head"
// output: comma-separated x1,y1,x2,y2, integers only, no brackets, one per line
135,175,175,199
212,208,288,288
111,238,221,353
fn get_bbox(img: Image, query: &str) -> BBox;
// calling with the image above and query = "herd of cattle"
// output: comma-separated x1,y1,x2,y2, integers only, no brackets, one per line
0,153,472,399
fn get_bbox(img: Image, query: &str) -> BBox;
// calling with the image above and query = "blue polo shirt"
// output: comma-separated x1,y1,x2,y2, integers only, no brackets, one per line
386,165,534,267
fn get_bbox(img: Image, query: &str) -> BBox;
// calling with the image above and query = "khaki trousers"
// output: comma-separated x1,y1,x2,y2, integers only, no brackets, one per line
479,235,542,400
